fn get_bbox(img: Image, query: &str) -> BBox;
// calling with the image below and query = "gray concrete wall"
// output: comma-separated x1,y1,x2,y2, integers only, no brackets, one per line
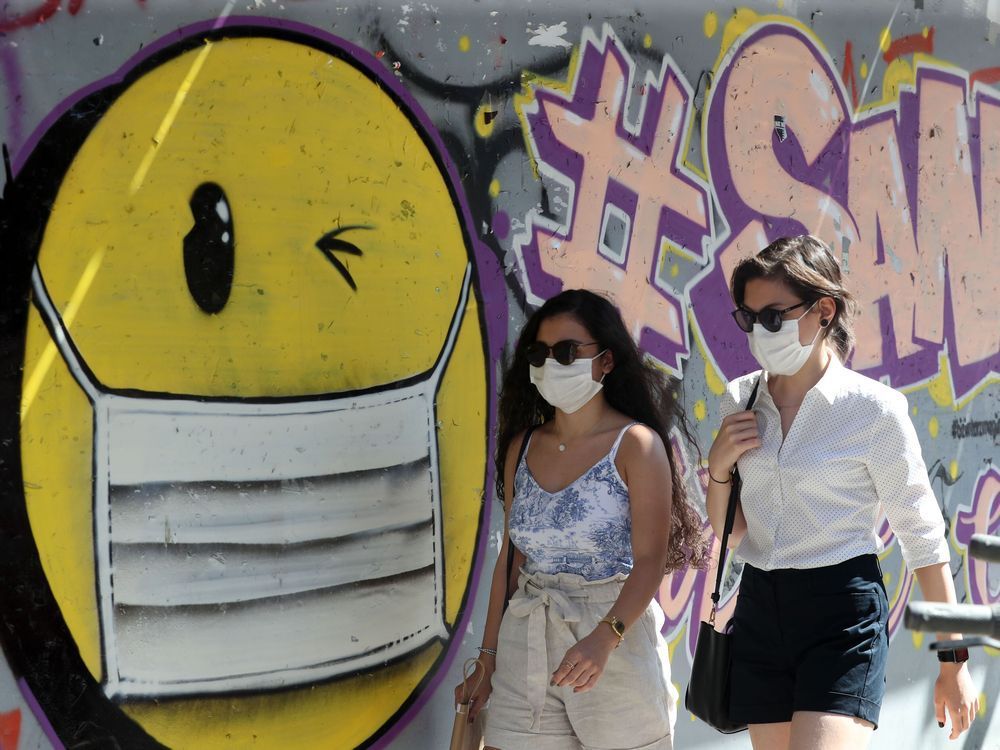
0,1,996,748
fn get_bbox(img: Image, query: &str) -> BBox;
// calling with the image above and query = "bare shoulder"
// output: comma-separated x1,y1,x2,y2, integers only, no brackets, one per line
505,428,530,470
617,422,668,460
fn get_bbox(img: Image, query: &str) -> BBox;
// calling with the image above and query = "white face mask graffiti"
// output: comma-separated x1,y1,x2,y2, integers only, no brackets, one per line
529,353,606,414
746,302,821,376
31,262,473,699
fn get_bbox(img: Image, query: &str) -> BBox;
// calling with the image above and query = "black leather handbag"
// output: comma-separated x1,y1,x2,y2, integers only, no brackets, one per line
684,379,759,734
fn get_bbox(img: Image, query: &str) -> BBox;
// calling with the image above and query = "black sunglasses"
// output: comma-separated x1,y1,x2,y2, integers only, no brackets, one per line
525,340,600,367
731,300,813,333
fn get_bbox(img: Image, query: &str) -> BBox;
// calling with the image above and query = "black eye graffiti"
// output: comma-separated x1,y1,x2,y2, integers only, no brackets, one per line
183,182,235,314
315,225,371,292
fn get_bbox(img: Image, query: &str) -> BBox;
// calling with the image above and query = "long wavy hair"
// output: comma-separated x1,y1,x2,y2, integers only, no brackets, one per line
495,289,708,572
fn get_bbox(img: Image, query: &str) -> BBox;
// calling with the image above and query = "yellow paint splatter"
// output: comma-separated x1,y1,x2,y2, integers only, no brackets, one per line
474,102,497,138
778,0,784,7
883,572,893,586
882,58,914,101
711,429,719,440
488,179,501,198
694,400,707,421
912,630,924,649
458,35,471,53
720,8,760,56
705,360,727,396
670,263,679,278
704,11,719,39
979,691,988,717
928,416,939,438
643,33,652,49
666,626,685,662
860,60,869,80
879,26,892,54
950,460,959,480
922,26,930,38
911,405,918,417
926,354,955,409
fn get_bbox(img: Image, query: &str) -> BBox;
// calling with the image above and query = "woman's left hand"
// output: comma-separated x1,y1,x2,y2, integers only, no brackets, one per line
935,663,979,740
550,627,619,693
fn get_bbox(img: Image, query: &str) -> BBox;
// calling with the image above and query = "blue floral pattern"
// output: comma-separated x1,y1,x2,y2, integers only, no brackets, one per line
509,425,636,581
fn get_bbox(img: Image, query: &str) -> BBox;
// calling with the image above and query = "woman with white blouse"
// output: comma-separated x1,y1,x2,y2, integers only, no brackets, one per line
706,235,979,749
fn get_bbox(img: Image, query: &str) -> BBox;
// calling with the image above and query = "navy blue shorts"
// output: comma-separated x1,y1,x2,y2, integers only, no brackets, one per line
729,554,890,728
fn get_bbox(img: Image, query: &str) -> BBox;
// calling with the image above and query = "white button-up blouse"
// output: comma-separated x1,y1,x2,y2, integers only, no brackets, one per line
720,355,950,572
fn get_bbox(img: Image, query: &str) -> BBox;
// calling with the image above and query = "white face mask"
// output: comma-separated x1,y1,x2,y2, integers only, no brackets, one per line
529,353,606,414
747,302,821,376
32,263,472,699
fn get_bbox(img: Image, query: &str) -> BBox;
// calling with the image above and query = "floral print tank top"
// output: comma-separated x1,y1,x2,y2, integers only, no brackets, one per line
508,423,636,581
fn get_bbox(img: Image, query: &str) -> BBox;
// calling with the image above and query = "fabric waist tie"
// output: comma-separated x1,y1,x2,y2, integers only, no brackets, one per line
505,570,625,732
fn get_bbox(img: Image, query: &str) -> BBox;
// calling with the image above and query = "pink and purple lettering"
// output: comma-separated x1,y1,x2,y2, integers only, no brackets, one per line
514,25,714,374
691,22,999,399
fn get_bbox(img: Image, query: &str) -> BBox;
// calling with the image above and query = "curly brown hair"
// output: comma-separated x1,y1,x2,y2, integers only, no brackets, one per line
495,289,708,573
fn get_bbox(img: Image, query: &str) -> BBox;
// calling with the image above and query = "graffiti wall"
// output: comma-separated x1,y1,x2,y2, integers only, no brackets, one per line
0,1,995,748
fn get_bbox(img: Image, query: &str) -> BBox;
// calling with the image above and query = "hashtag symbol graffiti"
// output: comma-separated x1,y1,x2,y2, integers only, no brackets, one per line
513,25,714,373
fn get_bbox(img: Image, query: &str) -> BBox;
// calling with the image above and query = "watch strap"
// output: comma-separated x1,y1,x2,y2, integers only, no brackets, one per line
937,648,970,663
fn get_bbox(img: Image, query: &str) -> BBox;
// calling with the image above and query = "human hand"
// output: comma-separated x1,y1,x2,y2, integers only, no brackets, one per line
454,658,494,723
934,662,979,740
550,626,619,693
708,411,760,479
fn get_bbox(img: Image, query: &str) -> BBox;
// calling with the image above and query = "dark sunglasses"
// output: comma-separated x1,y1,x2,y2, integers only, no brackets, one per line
731,300,813,333
525,340,600,367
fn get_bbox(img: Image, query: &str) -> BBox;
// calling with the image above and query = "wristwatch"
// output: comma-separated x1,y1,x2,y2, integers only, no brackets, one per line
937,648,970,663
599,615,626,646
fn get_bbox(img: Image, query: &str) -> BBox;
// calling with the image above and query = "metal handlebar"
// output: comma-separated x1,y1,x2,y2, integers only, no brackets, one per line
903,533,1000,649
969,533,1000,563
904,601,1000,638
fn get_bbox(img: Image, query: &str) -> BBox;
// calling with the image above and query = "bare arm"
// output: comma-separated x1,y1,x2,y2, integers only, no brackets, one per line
454,430,526,719
550,425,671,692
706,411,760,547
912,562,980,740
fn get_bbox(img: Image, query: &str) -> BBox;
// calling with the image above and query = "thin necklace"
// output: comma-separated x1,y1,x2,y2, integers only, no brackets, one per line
556,418,606,453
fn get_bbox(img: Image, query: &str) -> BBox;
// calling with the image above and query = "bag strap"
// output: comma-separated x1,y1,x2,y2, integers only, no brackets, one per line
503,424,536,613
458,657,486,706
710,377,760,625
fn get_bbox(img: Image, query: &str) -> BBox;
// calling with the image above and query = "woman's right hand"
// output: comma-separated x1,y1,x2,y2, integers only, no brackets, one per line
708,411,761,479
453,658,494,722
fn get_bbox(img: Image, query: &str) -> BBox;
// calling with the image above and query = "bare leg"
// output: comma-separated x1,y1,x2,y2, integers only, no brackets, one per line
788,711,874,750
749,721,791,750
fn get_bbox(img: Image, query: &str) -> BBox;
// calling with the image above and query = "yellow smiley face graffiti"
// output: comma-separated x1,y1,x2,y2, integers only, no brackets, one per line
18,29,487,748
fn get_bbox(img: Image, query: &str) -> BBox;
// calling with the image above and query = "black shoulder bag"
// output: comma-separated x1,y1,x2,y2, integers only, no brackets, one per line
502,425,536,612
684,378,759,734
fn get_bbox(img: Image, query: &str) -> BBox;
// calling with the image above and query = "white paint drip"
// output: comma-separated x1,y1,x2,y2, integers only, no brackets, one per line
527,21,573,49
810,69,832,102
215,197,230,223
668,103,683,139
888,134,906,200
612,76,624,118
955,103,971,175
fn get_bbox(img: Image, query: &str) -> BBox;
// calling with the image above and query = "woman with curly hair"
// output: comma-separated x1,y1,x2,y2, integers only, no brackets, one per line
455,289,706,750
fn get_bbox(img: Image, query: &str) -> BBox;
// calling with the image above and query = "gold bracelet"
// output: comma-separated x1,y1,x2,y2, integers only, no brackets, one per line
599,615,625,645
